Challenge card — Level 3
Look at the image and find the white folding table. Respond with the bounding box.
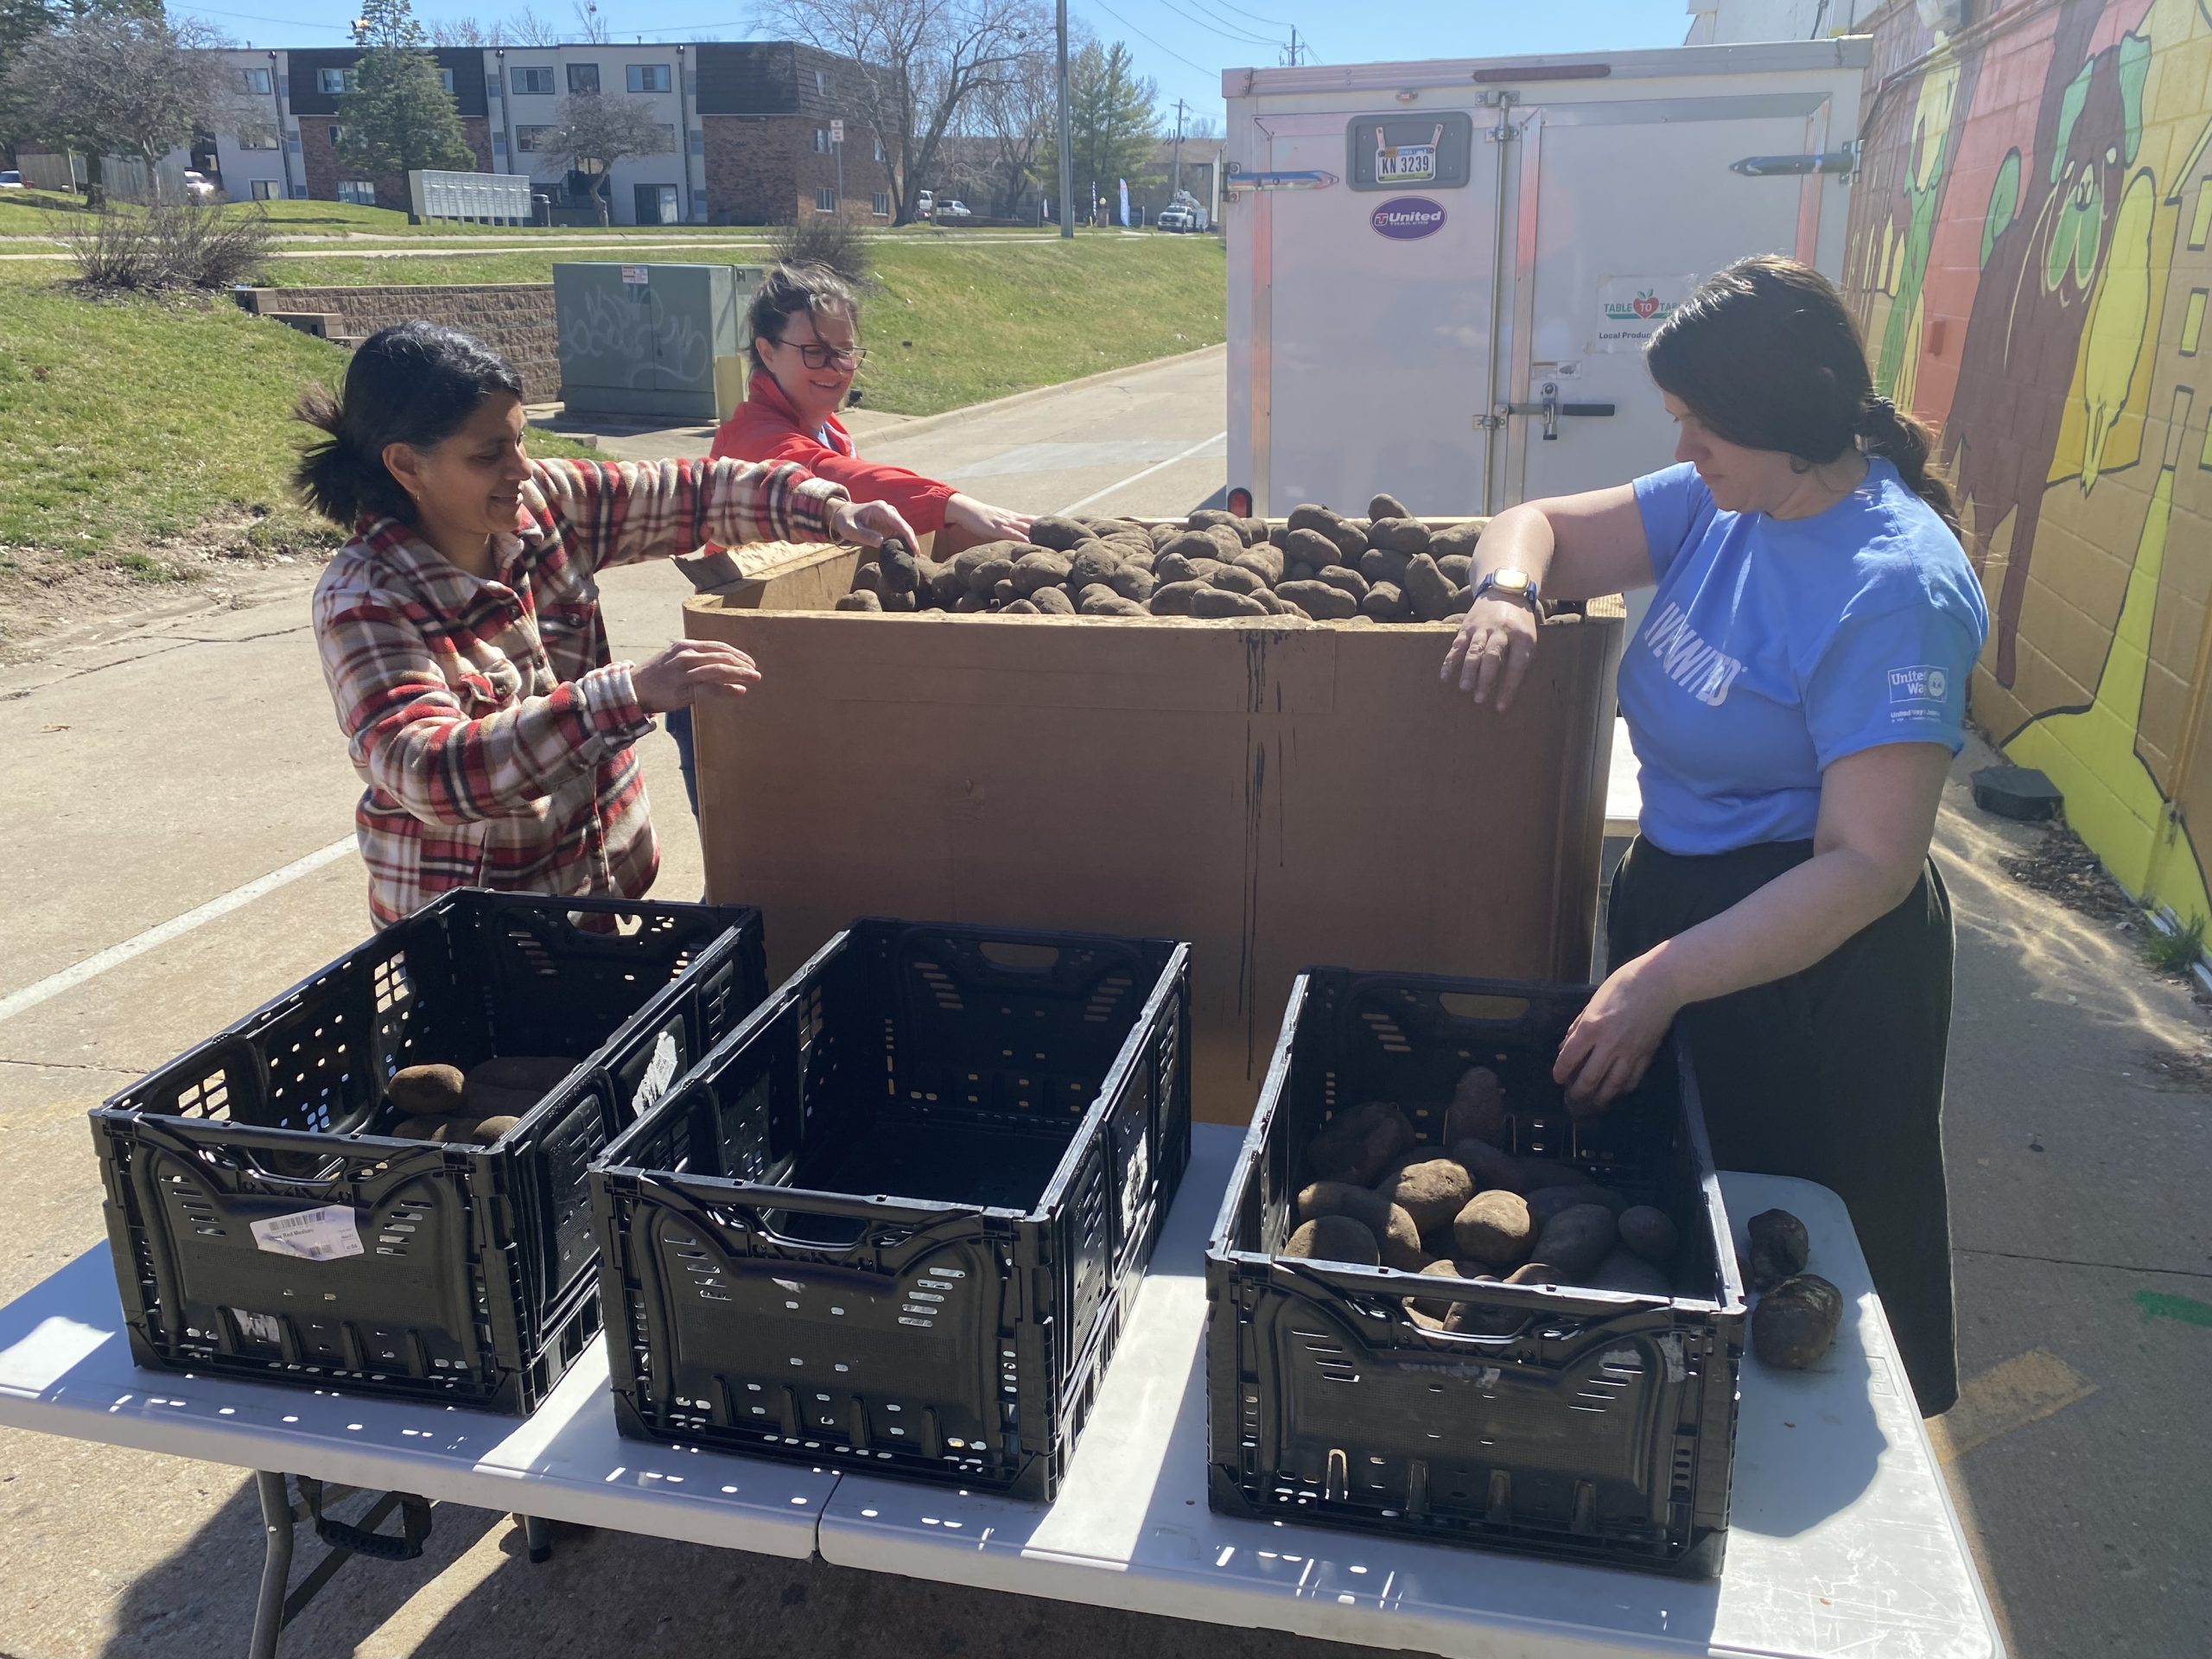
[0,1125,2004,1659]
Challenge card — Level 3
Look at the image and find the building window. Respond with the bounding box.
[814,68,826,96]
[514,125,553,153]
[317,67,357,95]
[568,62,600,93]
[815,185,836,212]
[511,66,555,96]
[874,136,885,162]
[235,66,272,96]
[337,180,376,205]
[626,63,671,94]
[327,124,345,146]
[251,178,282,200]
[237,127,278,150]
[813,126,830,154]
[871,191,890,217]
[655,124,676,153]
[439,67,455,94]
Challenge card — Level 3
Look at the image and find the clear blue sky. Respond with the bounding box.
[170,0,1690,130]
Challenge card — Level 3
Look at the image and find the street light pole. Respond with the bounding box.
[1055,0,1073,239]
[1173,97,1185,200]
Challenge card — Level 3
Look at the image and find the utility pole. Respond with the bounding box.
[1173,97,1185,200]
[1284,27,1304,67]
[1056,0,1074,238]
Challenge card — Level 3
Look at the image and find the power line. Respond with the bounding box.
[1154,0,1276,48]
[1207,0,1292,27]
[1086,0,1220,77]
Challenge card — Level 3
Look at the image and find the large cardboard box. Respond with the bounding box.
[682,550,1623,1124]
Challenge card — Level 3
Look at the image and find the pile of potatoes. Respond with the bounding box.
[377,1057,575,1147]
[1281,1065,1685,1332]
[833,492,1482,624]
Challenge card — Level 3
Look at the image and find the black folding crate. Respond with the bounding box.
[92,890,766,1414]
[1206,969,1745,1575]
[592,918,1192,1500]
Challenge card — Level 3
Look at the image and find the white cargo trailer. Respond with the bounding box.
[1223,40,1871,522]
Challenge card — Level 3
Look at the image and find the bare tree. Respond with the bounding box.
[756,0,1044,226]
[569,0,608,43]
[543,90,665,222]
[3,13,226,206]
[430,16,496,44]
[501,6,562,45]
[1187,112,1217,140]
[973,36,1057,219]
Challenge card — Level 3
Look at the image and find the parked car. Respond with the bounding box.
[181,169,216,201]
[915,188,934,219]
[0,170,22,190]
[1158,193,1208,232]
[937,199,972,219]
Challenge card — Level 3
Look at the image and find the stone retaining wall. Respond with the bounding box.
[240,283,560,400]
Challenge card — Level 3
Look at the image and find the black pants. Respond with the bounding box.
[1608,836,1960,1416]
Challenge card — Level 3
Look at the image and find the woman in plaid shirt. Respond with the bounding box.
[300,322,913,927]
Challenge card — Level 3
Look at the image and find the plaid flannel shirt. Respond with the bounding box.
[314,454,845,927]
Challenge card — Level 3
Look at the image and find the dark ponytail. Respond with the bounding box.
[1857,393,1960,537]
[1646,255,1960,538]
[294,321,523,528]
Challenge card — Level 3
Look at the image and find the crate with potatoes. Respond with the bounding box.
[591,918,1191,1501]
[1205,969,1747,1575]
[92,891,767,1414]
[830,492,1489,622]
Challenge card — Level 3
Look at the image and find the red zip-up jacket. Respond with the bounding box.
[709,370,957,535]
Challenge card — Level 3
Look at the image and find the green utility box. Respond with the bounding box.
[552,262,760,423]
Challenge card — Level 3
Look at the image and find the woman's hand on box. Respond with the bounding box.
[1553,951,1682,1114]
[945,492,1033,543]
[632,639,762,713]
[830,498,919,549]
[1443,596,1540,711]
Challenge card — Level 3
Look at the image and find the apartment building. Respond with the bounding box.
[184,38,893,226]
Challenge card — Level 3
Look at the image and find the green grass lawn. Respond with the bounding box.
[269,235,1225,415]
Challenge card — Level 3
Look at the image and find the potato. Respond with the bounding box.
[924,560,963,607]
[1752,1274,1844,1368]
[391,1114,465,1142]
[1191,587,1268,618]
[1324,518,1369,561]
[1112,544,1158,571]
[1210,564,1268,597]
[1408,1256,1491,1320]
[1378,1158,1475,1234]
[1240,515,1270,545]
[1377,1205,1429,1272]
[1284,1215,1382,1268]
[1747,1208,1810,1290]
[1446,1065,1509,1147]
[1451,1137,1525,1194]
[877,540,921,594]
[1282,526,1338,570]
[1618,1205,1680,1264]
[1027,515,1092,551]
[1147,520,1179,550]
[834,590,883,612]
[1266,523,1290,548]
[1012,550,1073,594]
[882,588,918,612]
[1530,1203,1618,1278]
[1067,543,1122,589]
[1286,503,1337,535]
[1275,580,1358,620]
[1001,598,1040,614]
[1524,1185,1606,1231]
[1033,584,1076,615]
[1108,564,1157,603]
[1437,552,1472,587]
[1297,1179,1392,1231]
[1452,1190,1533,1266]
[1588,1247,1670,1297]
[1157,530,1220,563]
[1359,582,1410,623]
[1186,507,1242,537]
[1368,491,1411,520]
[1316,565,1371,601]
[467,1114,521,1145]
[1447,586,1473,616]
[1078,586,1146,617]
[1306,1100,1417,1185]
[1515,1158,1590,1192]
[1402,553,1458,620]
[1360,546,1412,587]
[1428,519,1483,559]
[1155,550,1233,585]
[952,591,990,613]
[1368,517,1432,556]
[388,1063,467,1117]
[1232,548,1285,585]
[850,560,885,594]
[1147,579,1207,616]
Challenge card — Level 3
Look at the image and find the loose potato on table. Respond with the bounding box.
[1752,1274,1844,1368]
[1746,1207,1811,1290]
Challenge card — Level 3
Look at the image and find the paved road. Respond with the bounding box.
[3,346,2209,1658]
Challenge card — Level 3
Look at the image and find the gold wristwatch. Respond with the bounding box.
[1473,566,1543,615]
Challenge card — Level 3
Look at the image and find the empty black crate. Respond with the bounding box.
[92,890,766,1414]
[1206,969,1745,1575]
[593,918,1191,1500]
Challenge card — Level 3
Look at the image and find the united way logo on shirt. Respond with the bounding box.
[1643,602,1745,707]
[1888,664,1950,722]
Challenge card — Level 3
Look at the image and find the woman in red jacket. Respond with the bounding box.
[709,260,1033,549]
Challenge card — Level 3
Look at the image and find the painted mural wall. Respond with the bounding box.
[1846,0,2212,931]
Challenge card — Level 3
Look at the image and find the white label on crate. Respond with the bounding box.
[632,1028,681,1116]
[249,1205,364,1262]
[230,1309,283,1344]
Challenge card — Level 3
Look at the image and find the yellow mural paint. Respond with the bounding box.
[2008,460,2212,928]
[2192,177,2212,248]
[2079,172,2158,489]
[2183,289,2208,353]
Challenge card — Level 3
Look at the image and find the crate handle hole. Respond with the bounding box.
[976,941,1062,973]
[1437,993,1531,1022]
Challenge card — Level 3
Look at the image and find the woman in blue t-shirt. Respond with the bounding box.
[1442,256,1987,1415]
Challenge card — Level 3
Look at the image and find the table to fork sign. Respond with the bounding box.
[0,1126,2003,1659]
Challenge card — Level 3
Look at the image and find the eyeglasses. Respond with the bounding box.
[772,338,868,370]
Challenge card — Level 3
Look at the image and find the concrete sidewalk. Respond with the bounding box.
[2,347,2208,1656]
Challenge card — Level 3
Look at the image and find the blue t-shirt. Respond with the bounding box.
[1620,459,1988,855]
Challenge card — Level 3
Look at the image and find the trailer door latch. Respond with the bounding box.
[1498,383,1618,441]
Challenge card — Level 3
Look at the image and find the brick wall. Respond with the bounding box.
[701,114,893,225]
[296,117,497,211]
[241,283,561,400]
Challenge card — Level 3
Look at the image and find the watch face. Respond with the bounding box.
[1493,567,1530,591]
